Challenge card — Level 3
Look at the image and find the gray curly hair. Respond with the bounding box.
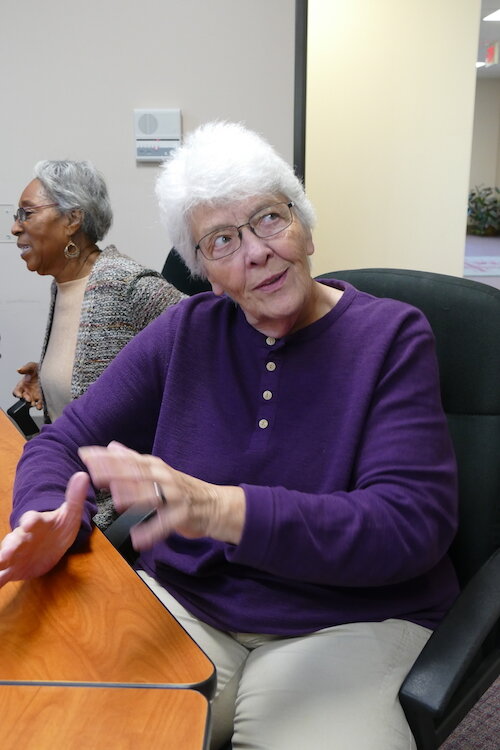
[34,160,113,242]
[155,121,315,278]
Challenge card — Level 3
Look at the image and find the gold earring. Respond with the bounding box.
[64,240,80,259]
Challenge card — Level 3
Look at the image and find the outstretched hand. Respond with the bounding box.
[0,472,89,587]
[13,361,43,409]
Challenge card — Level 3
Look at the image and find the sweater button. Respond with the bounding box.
[258,418,269,429]
[263,390,273,400]
[266,336,276,346]
[266,361,276,371]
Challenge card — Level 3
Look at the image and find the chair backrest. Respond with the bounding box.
[161,249,212,296]
[319,268,500,587]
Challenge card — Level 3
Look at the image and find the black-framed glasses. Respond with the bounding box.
[13,203,59,223]
[195,201,295,261]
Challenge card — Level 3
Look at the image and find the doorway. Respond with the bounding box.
[464,1,500,289]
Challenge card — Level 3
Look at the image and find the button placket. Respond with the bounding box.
[258,357,275,431]
[249,335,284,447]
[257,337,280,431]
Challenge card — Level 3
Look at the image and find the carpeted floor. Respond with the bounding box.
[440,677,500,749]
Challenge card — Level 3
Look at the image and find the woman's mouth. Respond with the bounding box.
[18,244,31,258]
[255,269,287,292]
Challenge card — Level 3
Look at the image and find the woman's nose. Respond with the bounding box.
[240,225,272,263]
[11,218,22,236]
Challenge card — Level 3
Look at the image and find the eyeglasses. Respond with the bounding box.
[195,201,295,261]
[13,203,59,223]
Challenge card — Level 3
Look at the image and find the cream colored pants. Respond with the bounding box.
[138,571,430,750]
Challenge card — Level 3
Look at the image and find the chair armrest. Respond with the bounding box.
[399,549,500,746]
[103,507,156,564]
[6,399,40,438]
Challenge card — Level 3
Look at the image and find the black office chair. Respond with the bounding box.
[318,268,500,750]
[105,266,499,749]
[6,398,40,439]
[161,248,212,296]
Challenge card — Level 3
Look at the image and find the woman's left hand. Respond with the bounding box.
[79,442,245,550]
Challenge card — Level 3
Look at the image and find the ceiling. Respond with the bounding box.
[477,0,500,78]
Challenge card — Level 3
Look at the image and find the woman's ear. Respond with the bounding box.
[66,208,84,234]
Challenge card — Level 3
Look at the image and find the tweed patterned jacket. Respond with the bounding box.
[38,245,185,527]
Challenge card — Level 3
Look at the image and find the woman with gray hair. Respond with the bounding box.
[4,124,458,748]
[11,160,183,526]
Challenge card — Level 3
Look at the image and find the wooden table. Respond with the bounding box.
[0,408,215,744]
[0,684,210,749]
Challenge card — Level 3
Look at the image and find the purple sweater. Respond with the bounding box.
[12,280,460,633]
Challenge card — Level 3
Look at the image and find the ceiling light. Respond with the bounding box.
[483,9,500,20]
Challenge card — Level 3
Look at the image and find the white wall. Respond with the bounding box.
[469,78,500,190]
[0,0,295,410]
[305,0,481,277]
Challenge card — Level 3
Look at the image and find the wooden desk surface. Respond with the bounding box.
[0,684,209,750]
[0,410,215,697]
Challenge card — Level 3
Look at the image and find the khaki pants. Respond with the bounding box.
[139,571,430,750]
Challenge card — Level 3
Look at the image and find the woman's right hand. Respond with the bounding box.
[13,362,43,409]
[0,472,89,587]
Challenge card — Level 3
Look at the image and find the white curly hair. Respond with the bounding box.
[155,121,315,278]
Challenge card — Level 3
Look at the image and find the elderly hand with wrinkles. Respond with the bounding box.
[79,442,246,550]
[0,472,90,586]
[13,362,43,410]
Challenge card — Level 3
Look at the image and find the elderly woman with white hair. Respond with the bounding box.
[2,123,459,749]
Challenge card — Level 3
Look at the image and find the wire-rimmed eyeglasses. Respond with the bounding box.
[195,201,295,261]
[13,203,59,223]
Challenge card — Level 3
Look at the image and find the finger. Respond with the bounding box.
[79,446,171,513]
[115,467,172,509]
[78,447,113,487]
[17,363,37,375]
[0,526,31,563]
[79,446,144,487]
[153,481,168,507]
[107,441,130,452]
[64,472,91,517]
[109,478,161,512]
[130,507,179,549]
